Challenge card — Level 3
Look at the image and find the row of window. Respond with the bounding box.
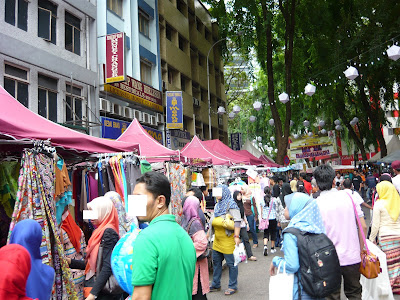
[5,0,81,54]
[3,63,84,124]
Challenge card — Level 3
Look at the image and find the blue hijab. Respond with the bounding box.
[9,219,55,300]
[285,192,325,234]
[214,185,239,217]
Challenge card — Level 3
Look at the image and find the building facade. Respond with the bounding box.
[158,0,228,144]
[0,0,99,135]
[97,0,164,141]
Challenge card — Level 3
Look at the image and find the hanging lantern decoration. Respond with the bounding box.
[293,134,299,139]
[217,106,226,115]
[304,83,316,96]
[334,119,341,125]
[270,136,275,142]
[253,101,262,111]
[269,119,275,126]
[257,136,262,142]
[352,117,359,124]
[387,45,400,61]
[258,142,263,147]
[290,120,294,127]
[319,120,325,127]
[344,66,359,80]
[308,132,313,137]
[228,112,235,119]
[303,120,310,127]
[335,125,342,131]
[321,129,327,135]
[249,116,256,122]
[232,105,241,114]
[350,120,356,126]
[279,92,290,104]
[252,139,257,144]
[274,149,278,153]
[264,145,268,150]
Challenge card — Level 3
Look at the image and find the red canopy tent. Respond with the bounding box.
[203,139,260,165]
[259,155,281,167]
[117,118,179,162]
[236,150,264,165]
[0,86,139,155]
[181,136,231,165]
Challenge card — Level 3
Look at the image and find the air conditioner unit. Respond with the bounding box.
[193,97,200,106]
[132,109,142,121]
[218,117,223,125]
[122,107,133,119]
[110,103,121,115]
[150,115,157,126]
[99,98,111,112]
[156,113,164,124]
[142,112,151,124]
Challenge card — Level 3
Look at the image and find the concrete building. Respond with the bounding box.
[97,0,164,142]
[0,0,99,135]
[158,0,228,145]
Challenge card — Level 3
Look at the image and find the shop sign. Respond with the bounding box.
[288,134,337,160]
[105,32,126,83]
[101,116,129,140]
[104,75,163,112]
[142,125,163,145]
[230,133,242,150]
[167,129,191,150]
[166,91,183,129]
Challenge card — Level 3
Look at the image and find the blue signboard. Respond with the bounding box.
[166,91,183,129]
[230,133,242,151]
[166,129,191,150]
[101,116,164,145]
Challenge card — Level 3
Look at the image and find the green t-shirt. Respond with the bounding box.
[131,214,196,299]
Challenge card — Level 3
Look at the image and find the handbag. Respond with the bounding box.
[96,243,124,294]
[269,262,294,300]
[222,207,235,231]
[348,192,381,279]
[259,199,274,230]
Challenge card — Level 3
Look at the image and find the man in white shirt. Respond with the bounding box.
[391,160,400,194]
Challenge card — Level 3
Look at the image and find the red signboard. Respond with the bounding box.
[106,32,126,83]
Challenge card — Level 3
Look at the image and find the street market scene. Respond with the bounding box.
[1,0,400,299]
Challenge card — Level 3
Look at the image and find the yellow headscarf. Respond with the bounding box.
[376,181,400,221]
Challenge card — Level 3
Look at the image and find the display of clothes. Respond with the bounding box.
[55,157,73,225]
[166,162,187,223]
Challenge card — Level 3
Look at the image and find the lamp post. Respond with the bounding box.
[207,37,227,140]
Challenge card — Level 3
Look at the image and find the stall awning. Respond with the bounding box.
[202,139,258,165]
[259,155,281,167]
[0,86,139,155]
[236,150,264,165]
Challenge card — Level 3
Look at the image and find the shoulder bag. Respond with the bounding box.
[186,219,211,260]
[259,198,274,230]
[221,206,235,231]
[348,193,381,279]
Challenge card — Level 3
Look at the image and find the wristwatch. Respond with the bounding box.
[234,235,240,238]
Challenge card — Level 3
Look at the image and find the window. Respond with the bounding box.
[196,18,202,32]
[140,61,152,86]
[107,0,123,18]
[166,24,172,41]
[5,0,28,31]
[205,29,210,42]
[4,63,29,107]
[198,54,204,67]
[181,74,186,92]
[38,0,57,44]
[176,0,186,16]
[38,74,58,122]
[65,84,83,124]
[65,12,81,55]
[139,10,149,37]
[178,35,187,52]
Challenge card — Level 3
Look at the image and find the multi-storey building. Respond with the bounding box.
[0,0,99,135]
[158,0,228,144]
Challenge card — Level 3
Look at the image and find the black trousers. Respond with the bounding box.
[240,227,253,257]
[192,272,207,300]
[326,263,362,300]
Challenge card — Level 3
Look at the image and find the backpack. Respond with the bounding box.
[284,227,341,298]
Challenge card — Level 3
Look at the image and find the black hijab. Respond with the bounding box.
[281,183,293,197]
[233,191,245,219]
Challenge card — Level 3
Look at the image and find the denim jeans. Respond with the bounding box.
[246,214,258,245]
[211,250,238,290]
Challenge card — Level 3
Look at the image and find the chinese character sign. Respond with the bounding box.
[106,32,126,83]
[166,91,183,129]
[230,133,242,150]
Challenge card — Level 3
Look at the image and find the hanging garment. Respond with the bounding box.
[106,164,115,192]
[126,159,141,195]
[120,159,128,205]
[54,159,73,225]
[101,166,110,193]
[0,161,20,218]
[167,162,187,223]
[88,172,98,202]
[110,156,124,203]
[80,170,88,212]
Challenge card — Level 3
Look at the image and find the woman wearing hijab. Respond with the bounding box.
[0,244,36,300]
[370,181,400,293]
[9,219,55,300]
[241,185,258,248]
[60,208,87,300]
[208,185,241,296]
[67,196,122,300]
[269,193,325,300]
[104,191,137,236]
[181,196,210,300]
[233,191,257,261]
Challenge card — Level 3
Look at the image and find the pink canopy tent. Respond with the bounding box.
[203,139,259,165]
[117,118,179,161]
[0,86,139,155]
[236,150,264,165]
[181,136,231,165]
[259,155,281,167]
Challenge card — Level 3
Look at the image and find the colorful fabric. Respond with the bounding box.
[376,181,400,222]
[0,161,20,217]
[379,235,400,293]
[214,185,239,217]
[105,191,133,236]
[85,197,119,274]
[166,162,186,222]
[61,211,83,253]
[140,160,152,174]
[0,244,35,300]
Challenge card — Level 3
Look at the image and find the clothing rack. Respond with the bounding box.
[89,151,138,159]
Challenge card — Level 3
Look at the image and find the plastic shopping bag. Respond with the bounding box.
[269,262,294,300]
[233,243,247,266]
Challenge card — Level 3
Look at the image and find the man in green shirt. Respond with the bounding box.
[131,171,196,300]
